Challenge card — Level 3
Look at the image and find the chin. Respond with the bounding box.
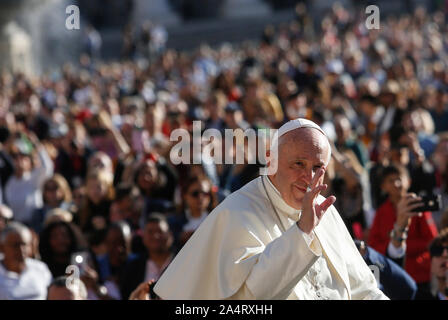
[293,200,303,210]
[286,195,303,210]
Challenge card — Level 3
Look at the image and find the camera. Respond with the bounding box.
[410,194,442,212]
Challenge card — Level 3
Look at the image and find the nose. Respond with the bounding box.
[442,248,448,257]
[303,168,314,186]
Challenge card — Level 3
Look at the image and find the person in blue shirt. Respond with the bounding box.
[355,239,417,300]
[96,221,137,299]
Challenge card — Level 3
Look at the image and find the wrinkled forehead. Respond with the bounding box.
[278,128,331,162]
[5,229,32,244]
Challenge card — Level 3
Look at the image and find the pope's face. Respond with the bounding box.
[269,128,330,210]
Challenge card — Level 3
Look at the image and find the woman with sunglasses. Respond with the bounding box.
[168,174,217,250]
[30,174,75,234]
[427,228,448,300]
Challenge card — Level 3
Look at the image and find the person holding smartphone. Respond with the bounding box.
[368,164,438,299]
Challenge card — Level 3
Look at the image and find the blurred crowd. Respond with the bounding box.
[0,3,448,300]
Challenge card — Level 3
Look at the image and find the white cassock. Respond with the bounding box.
[154,175,389,300]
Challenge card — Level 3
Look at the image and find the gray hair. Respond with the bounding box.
[48,276,88,300]
[0,221,32,244]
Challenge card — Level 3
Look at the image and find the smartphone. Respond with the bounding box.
[410,194,442,212]
[70,251,89,276]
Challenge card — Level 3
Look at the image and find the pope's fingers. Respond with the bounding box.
[307,183,328,201]
[317,195,337,218]
[309,168,325,190]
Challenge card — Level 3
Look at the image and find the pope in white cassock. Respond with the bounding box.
[154,118,389,300]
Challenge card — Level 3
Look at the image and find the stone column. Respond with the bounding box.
[0,21,33,75]
[0,1,35,75]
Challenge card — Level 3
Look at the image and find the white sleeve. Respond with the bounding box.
[228,225,321,300]
[31,146,54,186]
[387,242,407,259]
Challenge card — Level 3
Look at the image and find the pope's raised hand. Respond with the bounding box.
[297,168,336,235]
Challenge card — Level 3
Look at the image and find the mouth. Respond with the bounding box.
[294,185,307,193]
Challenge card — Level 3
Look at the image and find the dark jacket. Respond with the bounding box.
[363,245,418,300]
[119,253,148,300]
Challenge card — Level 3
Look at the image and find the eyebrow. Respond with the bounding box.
[290,158,325,167]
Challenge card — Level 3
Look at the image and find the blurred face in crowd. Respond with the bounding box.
[145,104,164,134]
[12,152,32,176]
[47,280,87,300]
[88,153,113,175]
[49,224,72,256]
[390,146,410,166]
[72,186,86,209]
[185,180,211,215]
[431,241,448,281]
[43,180,64,208]
[402,111,421,132]
[109,202,125,223]
[205,95,225,121]
[433,138,448,174]
[359,99,376,118]
[381,172,410,201]
[47,285,77,300]
[224,109,243,130]
[285,93,307,120]
[86,177,108,204]
[269,128,331,210]
[143,220,172,254]
[1,230,31,272]
[137,160,158,192]
[379,92,396,107]
[334,115,352,144]
[105,227,129,267]
[120,120,134,148]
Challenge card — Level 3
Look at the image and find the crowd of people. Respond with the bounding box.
[0,3,448,300]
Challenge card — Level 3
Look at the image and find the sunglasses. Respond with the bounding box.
[189,190,209,198]
[45,185,59,191]
[430,245,448,257]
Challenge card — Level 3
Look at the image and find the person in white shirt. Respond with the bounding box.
[5,135,54,225]
[154,118,388,300]
[0,222,52,300]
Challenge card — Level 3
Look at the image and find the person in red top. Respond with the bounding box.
[368,164,438,300]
